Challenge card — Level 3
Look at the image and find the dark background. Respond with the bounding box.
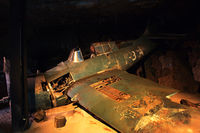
[0,0,200,95]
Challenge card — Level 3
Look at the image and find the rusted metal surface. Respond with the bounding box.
[44,37,156,83]
[43,37,156,109]
[66,69,186,132]
[28,75,51,111]
[54,115,66,128]
[90,76,130,102]
[32,36,200,133]
[41,37,200,132]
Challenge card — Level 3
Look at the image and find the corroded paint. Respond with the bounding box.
[44,37,156,82]
[41,37,200,133]
[90,76,130,102]
[66,70,187,133]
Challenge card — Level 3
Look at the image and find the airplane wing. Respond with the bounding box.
[66,69,195,132]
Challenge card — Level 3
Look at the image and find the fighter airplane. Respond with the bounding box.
[30,36,200,133]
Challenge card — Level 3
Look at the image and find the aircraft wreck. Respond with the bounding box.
[26,37,200,133]
[1,0,199,132]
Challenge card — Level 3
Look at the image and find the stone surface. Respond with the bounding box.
[144,49,199,93]
[184,40,200,82]
[193,59,200,82]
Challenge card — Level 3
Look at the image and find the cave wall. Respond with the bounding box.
[144,40,200,93]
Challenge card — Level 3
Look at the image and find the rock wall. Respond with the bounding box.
[144,40,200,93]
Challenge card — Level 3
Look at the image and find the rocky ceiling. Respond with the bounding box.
[26,0,162,26]
[0,0,199,71]
[0,0,198,34]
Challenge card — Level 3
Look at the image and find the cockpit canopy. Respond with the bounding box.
[91,41,119,56]
[67,41,121,62]
[67,48,84,63]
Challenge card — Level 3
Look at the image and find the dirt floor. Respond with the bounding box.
[24,92,200,133]
[1,91,200,133]
[24,104,117,133]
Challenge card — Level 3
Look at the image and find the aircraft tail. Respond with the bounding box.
[143,20,186,40]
